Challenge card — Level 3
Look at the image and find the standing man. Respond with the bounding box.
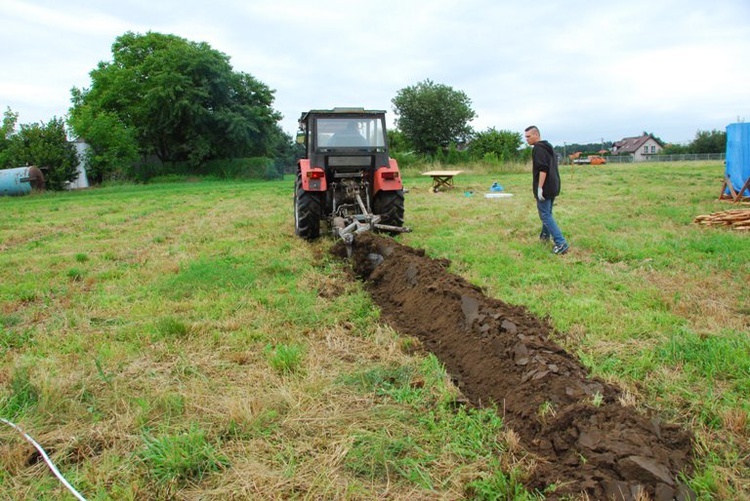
[524,125,569,255]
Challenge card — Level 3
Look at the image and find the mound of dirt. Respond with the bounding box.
[332,233,694,501]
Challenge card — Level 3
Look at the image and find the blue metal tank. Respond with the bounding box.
[0,166,45,196]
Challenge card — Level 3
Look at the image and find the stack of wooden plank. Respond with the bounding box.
[693,209,750,230]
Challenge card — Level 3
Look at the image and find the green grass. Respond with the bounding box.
[0,163,748,499]
[264,343,305,374]
[0,366,41,418]
[139,424,230,486]
[342,355,533,496]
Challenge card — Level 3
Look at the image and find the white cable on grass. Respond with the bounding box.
[0,417,87,501]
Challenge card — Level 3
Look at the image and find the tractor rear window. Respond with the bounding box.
[316,118,385,148]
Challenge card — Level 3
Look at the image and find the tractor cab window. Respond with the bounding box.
[316,117,386,149]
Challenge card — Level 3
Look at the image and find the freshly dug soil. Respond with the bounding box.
[332,233,694,501]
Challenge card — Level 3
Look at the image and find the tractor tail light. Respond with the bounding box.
[307,170,324,179]
[381,171,399,180]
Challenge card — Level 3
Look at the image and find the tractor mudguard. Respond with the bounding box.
[298,159,327,191]
[373,158,403,194]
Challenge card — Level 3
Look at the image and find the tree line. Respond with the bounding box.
[0,31,728,190]
[1,32,528,189]
[661,130,726,155]
[554,130,727,159]
[389,79,529,167]
[1,31,297,189]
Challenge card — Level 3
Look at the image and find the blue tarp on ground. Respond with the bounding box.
[725,123,750,195]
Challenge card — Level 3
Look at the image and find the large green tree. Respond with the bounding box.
[391,79,476,155]
[69,31,282,176]
[467,128,523,162]
[67,97,139,183]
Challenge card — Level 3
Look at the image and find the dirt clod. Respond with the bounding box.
[333,233,694,500]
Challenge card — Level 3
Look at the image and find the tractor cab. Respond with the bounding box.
[298,109,390,175]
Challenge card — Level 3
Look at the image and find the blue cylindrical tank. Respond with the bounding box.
[725,123,750,195]
[0,166,45,196]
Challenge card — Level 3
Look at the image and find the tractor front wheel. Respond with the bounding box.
[373,189,405,230]
[294,174,322,240]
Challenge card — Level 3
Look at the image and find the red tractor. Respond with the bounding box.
[294,108,409,247]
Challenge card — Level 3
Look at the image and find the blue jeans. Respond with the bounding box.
[537,197,566,247]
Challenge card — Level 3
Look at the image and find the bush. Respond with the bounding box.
[208,157,280,179]
[390,151,422,170]
[129,156,280,183]
[1,117,79,190]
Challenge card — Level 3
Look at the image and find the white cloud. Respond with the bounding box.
[1,0,748,144]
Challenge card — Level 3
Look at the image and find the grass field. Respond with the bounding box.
[1,161,748,499]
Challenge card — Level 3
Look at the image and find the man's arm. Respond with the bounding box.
[537,170,547,200]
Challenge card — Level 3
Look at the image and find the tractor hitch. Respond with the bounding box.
[333,213,411,258]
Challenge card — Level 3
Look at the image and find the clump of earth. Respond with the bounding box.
[332,233,694,501]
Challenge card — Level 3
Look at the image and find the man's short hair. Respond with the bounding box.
[525,125,540,134]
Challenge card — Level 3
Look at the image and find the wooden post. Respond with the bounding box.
[720,175,750,202]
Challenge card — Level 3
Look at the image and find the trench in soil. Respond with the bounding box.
[332,233,695,501]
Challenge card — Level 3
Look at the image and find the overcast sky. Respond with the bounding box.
[2,0,749,146]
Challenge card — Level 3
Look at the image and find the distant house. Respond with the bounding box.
[612,134,663,161]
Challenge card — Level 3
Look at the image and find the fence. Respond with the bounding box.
[603,153,726,164]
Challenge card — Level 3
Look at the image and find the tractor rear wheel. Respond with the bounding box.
[294,173,322,240]
[373,189,405,229]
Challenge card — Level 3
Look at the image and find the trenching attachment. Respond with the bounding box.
[373,223,412,234]
[342,233,354,258]
[333,214,385,258]
[333,217,359,258]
